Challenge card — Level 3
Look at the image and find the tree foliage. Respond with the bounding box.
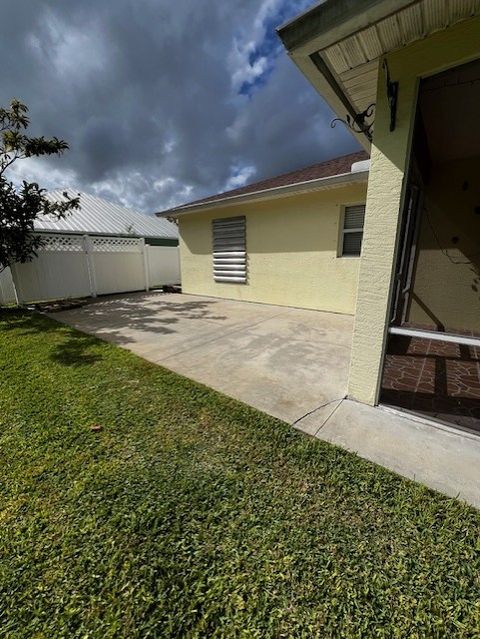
[0,99,80,271]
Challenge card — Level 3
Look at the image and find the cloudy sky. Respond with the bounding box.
[3,0,358,213]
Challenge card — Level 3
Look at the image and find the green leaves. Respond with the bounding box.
[24,136,69,158]
[0,99,79,270]
[0,180,80,268]
[0,99,29,132]
[0,100,70,168]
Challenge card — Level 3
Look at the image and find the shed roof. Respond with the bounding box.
[158,151,368,216]
[37,189,178,239]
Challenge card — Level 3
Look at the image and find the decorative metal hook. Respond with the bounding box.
[331,103,375,142]
[382,59,398,132]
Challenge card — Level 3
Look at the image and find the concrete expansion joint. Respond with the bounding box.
[292,396,346,432]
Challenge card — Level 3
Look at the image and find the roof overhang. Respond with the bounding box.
[277,0,480,150]
[157,166,369,218]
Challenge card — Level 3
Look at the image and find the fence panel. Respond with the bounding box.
[90,236,146,295]
[7,233,180,304]
[147,246,180,287]
[0,266,17,305]
[12,235,91,303]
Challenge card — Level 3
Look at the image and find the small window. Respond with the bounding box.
[341,205,365,256]
[212,216,246,283]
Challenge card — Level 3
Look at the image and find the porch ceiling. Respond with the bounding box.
[278,0,480,148]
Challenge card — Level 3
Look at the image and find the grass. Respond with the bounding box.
[0,310,479,639]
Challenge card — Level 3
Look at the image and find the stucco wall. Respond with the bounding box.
[408,156,480,333]
[179,183,367,315]
[348,16,480,405]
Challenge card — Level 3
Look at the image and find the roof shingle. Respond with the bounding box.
[159,150,368,215]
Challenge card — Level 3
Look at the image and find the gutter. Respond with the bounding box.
[157,166,369,218]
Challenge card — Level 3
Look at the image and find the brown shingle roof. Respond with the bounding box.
[158,150,369,215]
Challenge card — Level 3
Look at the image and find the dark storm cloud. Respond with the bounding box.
[2,0,359,212]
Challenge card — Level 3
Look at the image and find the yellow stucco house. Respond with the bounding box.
[169,151,369,315]
[159,0,480,435]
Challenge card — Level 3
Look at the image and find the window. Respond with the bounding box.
[341,205,365,256]
[212,216,247,283]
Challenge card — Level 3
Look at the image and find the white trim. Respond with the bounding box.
[389,326,480,349]
[164,170,369,217]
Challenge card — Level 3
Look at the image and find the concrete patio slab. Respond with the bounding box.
[50,292,353,424]
[50,291,480,507]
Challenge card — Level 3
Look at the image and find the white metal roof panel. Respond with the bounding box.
[36,189,178,239]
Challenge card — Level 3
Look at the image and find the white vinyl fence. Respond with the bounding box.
[0,266,17,305]
[2,233,180,305]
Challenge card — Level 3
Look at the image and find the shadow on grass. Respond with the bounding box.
[50,332,102,366]
[0,309,102,367]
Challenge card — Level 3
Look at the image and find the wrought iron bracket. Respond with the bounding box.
[382,59,398,132]
[330,103,375,142]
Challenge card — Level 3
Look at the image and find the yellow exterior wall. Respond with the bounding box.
[348,16,480,405]
[408,156,480,333]
[179,183,367,315]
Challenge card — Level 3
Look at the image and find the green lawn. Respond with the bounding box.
[0,311,479,638]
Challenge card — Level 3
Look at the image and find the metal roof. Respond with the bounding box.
[278,0,480,147]
[37,189,178,239]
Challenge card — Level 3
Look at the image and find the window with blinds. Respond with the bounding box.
[341,205,365,256]
[212,216,247,283]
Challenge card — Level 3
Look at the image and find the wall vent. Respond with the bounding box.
[212,216,247,283]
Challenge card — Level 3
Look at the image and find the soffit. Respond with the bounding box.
[318,0,480,114]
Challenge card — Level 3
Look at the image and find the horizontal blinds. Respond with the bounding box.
[342,231,363,256]
[343,205,365,230]
[342,205,365,256]
[212,216,246,283]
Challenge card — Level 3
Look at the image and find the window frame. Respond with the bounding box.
[338,203,366,258]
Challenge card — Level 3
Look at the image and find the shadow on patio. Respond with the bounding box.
[50,292,230,346]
